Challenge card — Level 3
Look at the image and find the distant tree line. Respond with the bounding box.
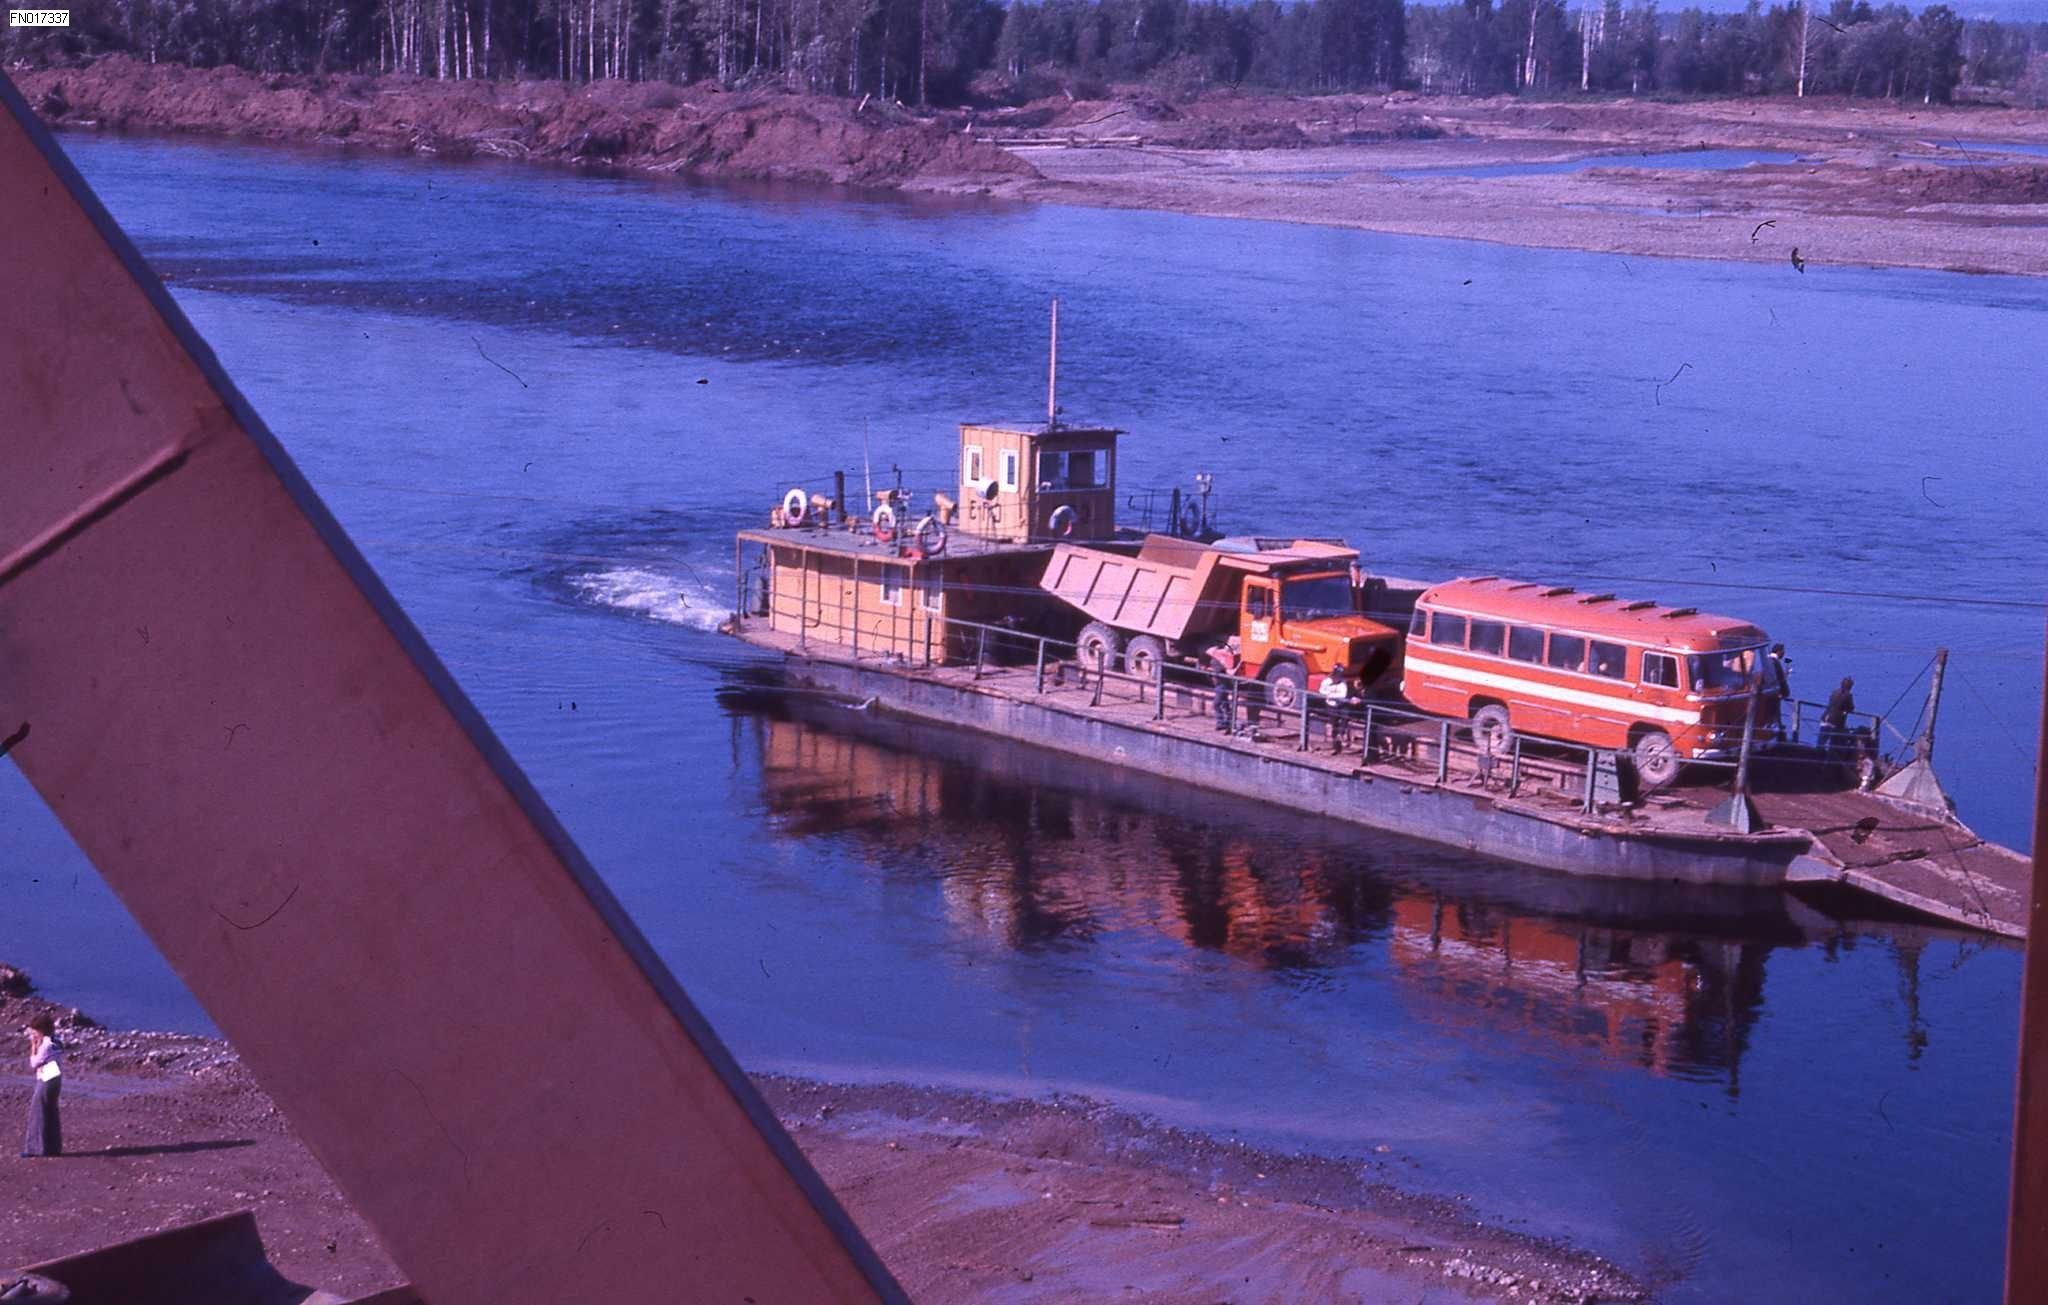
[8,0,2045,106]
[1410,0,2031,101]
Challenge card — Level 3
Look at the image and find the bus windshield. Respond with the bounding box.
[1686,645,1767,694]
[1282,574,1354,622]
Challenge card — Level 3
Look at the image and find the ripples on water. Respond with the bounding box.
[0,128,2039,1302]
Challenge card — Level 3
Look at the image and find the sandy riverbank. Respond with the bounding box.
[0,970,1642,1302]
[1004,91,2048,275]
[12,58,2048,276]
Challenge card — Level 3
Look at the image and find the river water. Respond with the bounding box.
[4,131,2044,1301]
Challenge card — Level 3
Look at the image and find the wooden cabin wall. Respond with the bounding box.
[768,546,947,663]
[957,424,1034,545]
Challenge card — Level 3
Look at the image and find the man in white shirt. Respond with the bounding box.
[1319,665,1355,754]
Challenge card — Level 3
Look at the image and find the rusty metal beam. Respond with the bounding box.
[0,76,898,1305]
[2009,621,2048,1305]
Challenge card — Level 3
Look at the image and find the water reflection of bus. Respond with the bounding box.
[740,690,1789,1085]
[1387,896,1765,1078]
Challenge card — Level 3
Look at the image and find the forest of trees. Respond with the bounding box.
[8,0,2046,106]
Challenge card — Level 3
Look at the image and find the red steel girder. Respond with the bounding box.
[0,76,899,1305]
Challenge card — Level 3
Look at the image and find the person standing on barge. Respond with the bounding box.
[1319,664,1357,753]
[1821,676,1855,747]
[1207,637,1242,733]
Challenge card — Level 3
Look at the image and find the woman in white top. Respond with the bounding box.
[22,1012,62,1157]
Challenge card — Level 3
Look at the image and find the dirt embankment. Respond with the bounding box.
[11,56,1038,192]
[0,967,1644,1303]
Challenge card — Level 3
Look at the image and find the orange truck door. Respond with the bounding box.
[1243,581,1278,671]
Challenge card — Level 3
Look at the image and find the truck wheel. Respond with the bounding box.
[1263,660,1307,712]
[1631,729,1680,791]
[1125,635,1167,681]
[1076,621,1123,674]
[1471,704,1514,758]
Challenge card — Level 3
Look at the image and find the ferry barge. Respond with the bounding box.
[726,415,2030,939]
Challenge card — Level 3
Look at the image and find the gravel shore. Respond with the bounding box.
[0,970,1642,1302]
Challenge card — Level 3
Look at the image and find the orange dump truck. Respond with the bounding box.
[1038,534,1405,711]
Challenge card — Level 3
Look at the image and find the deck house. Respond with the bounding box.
[734,421,1124,665]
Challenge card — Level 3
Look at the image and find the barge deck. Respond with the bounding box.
[734,627,2030,938]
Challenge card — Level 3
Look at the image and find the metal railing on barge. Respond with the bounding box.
[734,593,1897,822]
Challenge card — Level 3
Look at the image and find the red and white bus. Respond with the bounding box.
[1400,577,1781,789]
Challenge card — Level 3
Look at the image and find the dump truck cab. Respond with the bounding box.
[1239,562,1403,710]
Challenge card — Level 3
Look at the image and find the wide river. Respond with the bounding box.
[5,132,2044,1302]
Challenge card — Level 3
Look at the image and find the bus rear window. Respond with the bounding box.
[1547,634,1586,672]
[1507,627,1545,663]
[1429,614,1467,647]
[1589,641,1626,679]
[1468,620,1507,656]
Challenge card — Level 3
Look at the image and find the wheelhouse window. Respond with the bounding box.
[1038,449,1104,490]
[1468,620,1507,656]
[1507,626,1545,663]
[1688,646,1764,694]
[1589,641,1627,679]
[1429,613,1467,647]
[1546,633,1586,672]
[1283,574,1352,622]
[1642,651,1680,688]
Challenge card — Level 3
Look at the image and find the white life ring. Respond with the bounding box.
[1048,504,1078,537]
[873,502,899,543]
[782,487,808,526]
[914,515,947,555]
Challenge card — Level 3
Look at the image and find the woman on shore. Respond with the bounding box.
[22,1013,62,1157]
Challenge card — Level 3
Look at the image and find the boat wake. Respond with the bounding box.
[571,565,731,632]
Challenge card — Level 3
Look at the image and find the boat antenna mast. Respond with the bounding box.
[1046,296,1060,431]
[861,418,875,530]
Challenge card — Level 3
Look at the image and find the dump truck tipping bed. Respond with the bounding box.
[1040,534,1358,642]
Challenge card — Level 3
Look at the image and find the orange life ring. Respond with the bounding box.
[873,503,899,543]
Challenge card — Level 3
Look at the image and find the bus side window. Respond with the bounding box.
[1547,634,1586,672]
[1507,626,1545,663]
[1429,613,1467,647]
[1410,608,1429,638]
[1589,641,1626,679]
[1642,651,1679,688]
[1468,620,1507,656]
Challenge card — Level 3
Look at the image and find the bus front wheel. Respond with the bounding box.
[1631,729,1680,791]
